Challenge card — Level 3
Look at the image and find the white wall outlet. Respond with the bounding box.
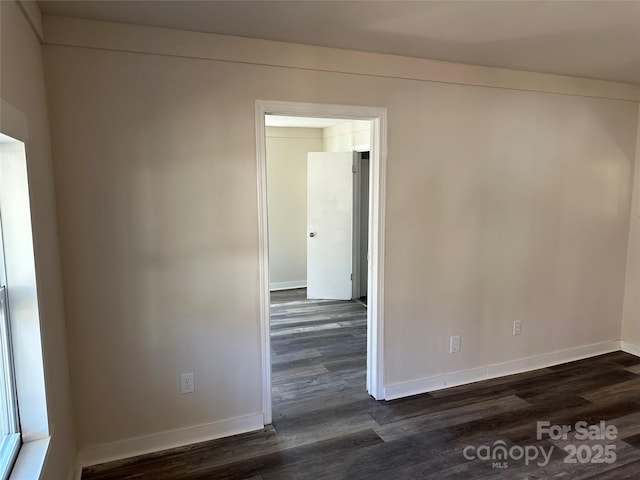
[450,335,461,354]
[513,320,522,336]
[181,372,194,394]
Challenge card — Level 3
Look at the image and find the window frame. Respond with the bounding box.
[0,187,21,480]
[0,127,50,479]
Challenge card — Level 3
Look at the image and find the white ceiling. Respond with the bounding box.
[265,116,351,128]
[38,0,640,85]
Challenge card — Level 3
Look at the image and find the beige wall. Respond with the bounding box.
[41,16,639,455]
[622,105,640,344]
[0,2,75,478]
[322,120,371,152]
[266,127,323,289]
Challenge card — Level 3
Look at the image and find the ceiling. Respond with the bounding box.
[38,1,640,85]
[265,116,353,128]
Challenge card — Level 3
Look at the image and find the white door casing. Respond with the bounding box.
[256,100,387,425]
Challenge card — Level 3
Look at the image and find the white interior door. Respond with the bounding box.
[307,152,353,300]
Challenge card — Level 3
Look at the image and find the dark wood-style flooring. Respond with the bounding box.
[83,289,640,479]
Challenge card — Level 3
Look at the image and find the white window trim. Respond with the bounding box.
[1,100,50,479]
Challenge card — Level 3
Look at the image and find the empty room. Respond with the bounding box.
[1,0,640,479]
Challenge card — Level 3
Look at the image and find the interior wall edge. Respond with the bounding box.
[620,104,640,343]
[1,2,76,478]
[14,0,44,43]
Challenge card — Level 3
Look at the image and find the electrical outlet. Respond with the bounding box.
[181,372,194,394]
[450,335,461,354]
[513,320,522,336]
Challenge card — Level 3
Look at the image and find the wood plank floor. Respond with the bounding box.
[83,289,640,479]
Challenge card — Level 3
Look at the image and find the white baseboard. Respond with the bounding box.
[621,340,640,356]
[75,412,264,472]
[270,281,307,291]
[70,340,640,477]
[71,465,82,480]
[384,340,621,400]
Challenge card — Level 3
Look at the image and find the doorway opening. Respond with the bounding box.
[256,101,387,424]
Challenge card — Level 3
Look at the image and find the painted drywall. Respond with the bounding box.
[266,127,323,289]
[41,16,639,455]
[622,105,640,345]
[322,120,371,152]
[0,1,76,478]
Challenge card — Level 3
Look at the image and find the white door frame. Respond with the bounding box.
[351,148,370,301]
[255,100,387,424]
